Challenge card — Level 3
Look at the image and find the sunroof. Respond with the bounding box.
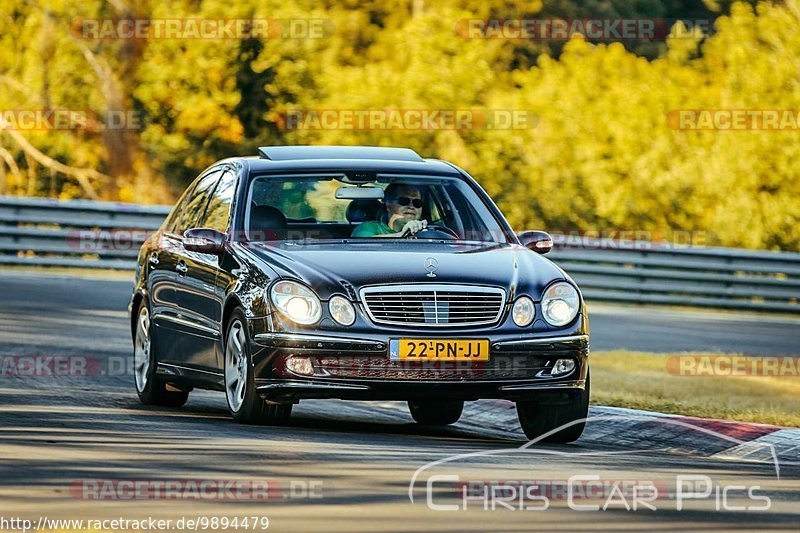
[258,145,424,162]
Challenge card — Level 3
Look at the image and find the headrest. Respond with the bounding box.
[345,199,382,223]
[249,204,287,241]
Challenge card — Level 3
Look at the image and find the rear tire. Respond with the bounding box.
[224,308,292,425]
[408,400,464,425]
[133,299,189,407]
[516,371,590,443]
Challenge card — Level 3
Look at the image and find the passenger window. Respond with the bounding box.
[166,169,222,235]
[200,169,237,233]
[428,195,443,224]
[162,184,197,233]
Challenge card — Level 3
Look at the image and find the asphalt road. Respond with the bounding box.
[0,271,798,531]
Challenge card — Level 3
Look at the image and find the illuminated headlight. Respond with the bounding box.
[329,295,356,326]
[512,296,535,327]
[541,282,580,326]
[270,280,322,325]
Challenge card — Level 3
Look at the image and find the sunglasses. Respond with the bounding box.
[395,196,423,208]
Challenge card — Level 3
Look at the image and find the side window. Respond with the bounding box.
[162,182,198,233]
[199,169,237,232]
[430,187,456,229]
[167,169,222,235]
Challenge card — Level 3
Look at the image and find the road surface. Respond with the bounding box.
[0,272,797,531]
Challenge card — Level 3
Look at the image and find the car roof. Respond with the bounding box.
[241,145,461,175]
[258,145,423,162]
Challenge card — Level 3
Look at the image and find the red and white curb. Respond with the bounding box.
[453,401,800,465]
[712,428,800,464]
[367,399,799,465]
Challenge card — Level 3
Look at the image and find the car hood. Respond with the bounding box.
[243,241,566,301]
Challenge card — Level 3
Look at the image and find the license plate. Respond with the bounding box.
[389,339,489,361]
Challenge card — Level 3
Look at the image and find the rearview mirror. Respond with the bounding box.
[183,227,226,254]
[518,230,553,254]
[335,186,384,200]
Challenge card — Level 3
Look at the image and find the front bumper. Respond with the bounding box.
[254,378,587,402]
[249,329,589,403]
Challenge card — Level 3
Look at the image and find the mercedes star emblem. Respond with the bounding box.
[425,257,438,277]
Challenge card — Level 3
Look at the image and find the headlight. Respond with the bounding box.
[512,296,535,327]
[329,295,356,326]
[541,282,580,326]
[270,280,322,325]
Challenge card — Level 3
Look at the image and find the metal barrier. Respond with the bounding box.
[0,196,168,270]
[1,195,798,313]
[549,244,800,313]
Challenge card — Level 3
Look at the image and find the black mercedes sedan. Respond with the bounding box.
[130,146,590,442]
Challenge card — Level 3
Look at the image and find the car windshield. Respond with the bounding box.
[245,174,509,243]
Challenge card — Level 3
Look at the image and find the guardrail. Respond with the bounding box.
[1,195,798,313]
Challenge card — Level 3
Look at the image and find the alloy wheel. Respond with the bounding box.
[133,306,151,392]
[225,320,248,412]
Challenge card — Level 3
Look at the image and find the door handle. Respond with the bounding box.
[148,253,159,266]
[176,261,188,275]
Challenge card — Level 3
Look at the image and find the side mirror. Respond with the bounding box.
[183,227,226,254]
[518,230,553,254]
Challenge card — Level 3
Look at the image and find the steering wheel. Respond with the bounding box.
[410,224,459,240]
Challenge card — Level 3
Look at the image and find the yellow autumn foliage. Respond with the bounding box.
[0,0,797,249]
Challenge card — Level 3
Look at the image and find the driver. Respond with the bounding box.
[351,183,428,238]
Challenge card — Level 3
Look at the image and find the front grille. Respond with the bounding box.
[360,284,505,327]
[309,356,547,380]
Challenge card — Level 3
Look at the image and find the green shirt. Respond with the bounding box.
[351,220,394,237]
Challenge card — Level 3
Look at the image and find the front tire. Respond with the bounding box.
[408,400,464,425]
[516,371,590,444]
[133,300,189,407]
[224,308,292,425]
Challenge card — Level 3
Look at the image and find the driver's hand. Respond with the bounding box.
[400,219,428,236]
